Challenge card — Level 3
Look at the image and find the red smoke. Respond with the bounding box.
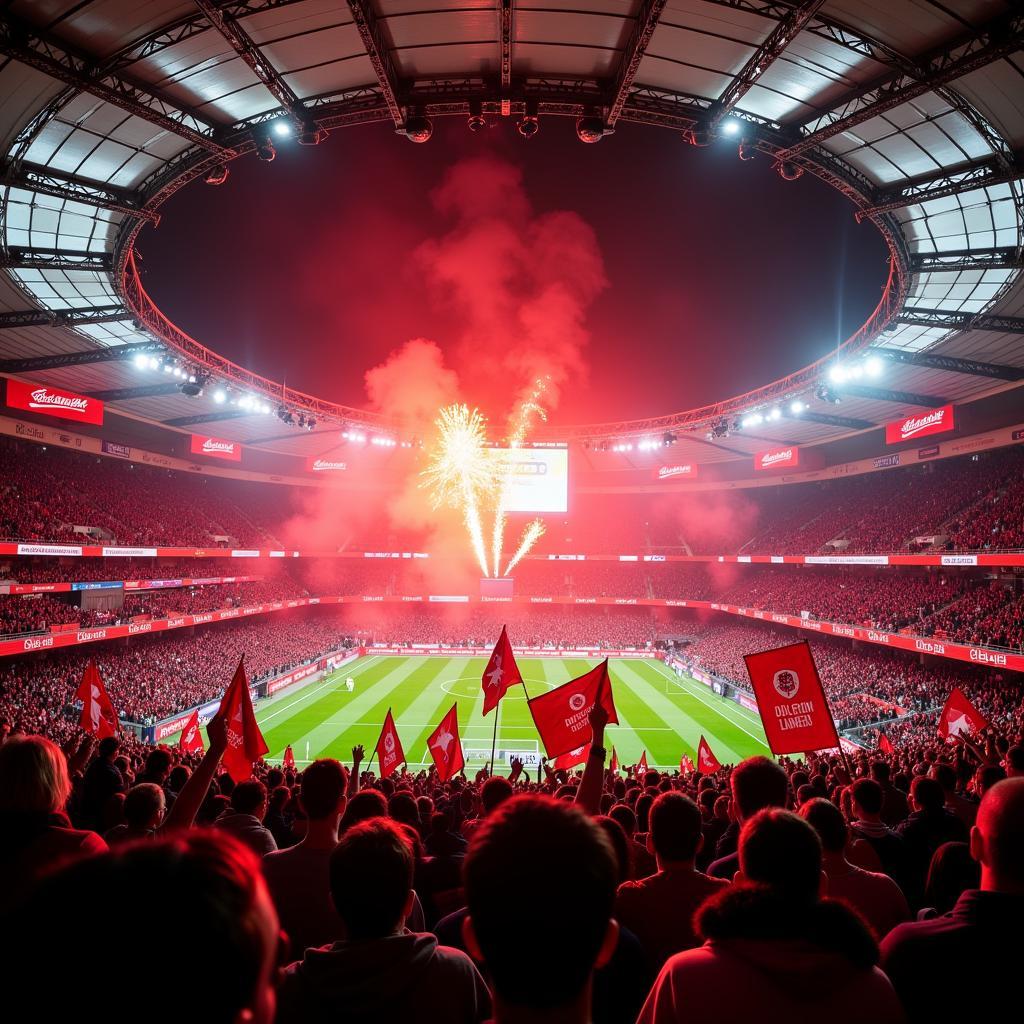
[416,155,607,415]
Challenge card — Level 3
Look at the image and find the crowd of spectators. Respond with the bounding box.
[2,687,1021,1022]
[919,583,1024,651]
[3,435,1024,557]
[0,609,357,731]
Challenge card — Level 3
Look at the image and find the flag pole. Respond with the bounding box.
[488,698,500,778]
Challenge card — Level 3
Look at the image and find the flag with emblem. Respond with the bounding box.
[427,703,464,782]
[178,708,204,754]
[527,659,618,759]
[75,660,119,739]
[938,687,988,740]
[218,657,268,782]
[375,708,405,778]
[697,735,722,773]
[482,625,523,716]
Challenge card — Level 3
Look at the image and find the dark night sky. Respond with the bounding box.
[138,118,889,426]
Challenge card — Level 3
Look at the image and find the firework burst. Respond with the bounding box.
[421,404,496,576]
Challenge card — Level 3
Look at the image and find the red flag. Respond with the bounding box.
[528,659,618,759]
[482,625,523,715]
[283,745,296,771]
[610,746,619,774]
[938,687,988,739]
[375,708,405,778]
[75,660,119,738]
[427,703,464,782]
[218,657,269,782]
[637,750,648,777]
[697,735,722,773]
[877,732,893,755]
[552,743,590,771]
[680,754,694,774]
[178,709,204,754]
[743,641,840,755]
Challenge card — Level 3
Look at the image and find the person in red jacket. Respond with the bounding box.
[638,808,905,1024]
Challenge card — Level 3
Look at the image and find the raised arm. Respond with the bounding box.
[348,745,364,796]
[162,714,228,832]
[574,702,609,817]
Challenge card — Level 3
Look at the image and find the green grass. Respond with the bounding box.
[229,656,771,772]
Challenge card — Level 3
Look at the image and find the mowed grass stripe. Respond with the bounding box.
[263,656,435,761]
[624,660,770,763]
[606,660,700,768]
[259,656,406,754]
[255,656,384,740]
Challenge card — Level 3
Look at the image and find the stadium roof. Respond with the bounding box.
[0,0,1022,468]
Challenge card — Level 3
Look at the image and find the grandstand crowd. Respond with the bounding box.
[4,436,1024,556]
[1,664,1020,1021]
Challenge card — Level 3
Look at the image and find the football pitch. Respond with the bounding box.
[243,656,770,772]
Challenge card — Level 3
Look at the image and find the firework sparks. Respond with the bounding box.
[503,519,546,576]
[421,404,496,576]
[491,378,549,576]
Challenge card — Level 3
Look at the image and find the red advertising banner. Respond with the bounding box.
[305,456,348,473]
[190,434,242,461]
[886,404,955,445]
[754,446,799,471]
[654,463,698,481]
[743,641,840,754]
[7,379,104,425]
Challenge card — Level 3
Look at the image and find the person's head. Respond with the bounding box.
[608,802,636,838]
[97,736,119,762]
[464,796,618,1012]
[143,747,172,781]
[231,780,268,819]
[0,735,71,815]
[799,797,847,855]
[594,815,632,884]
[850,777,883,819]
[298,759,348,822]
[328,817,414,940]
[1004,744,1024,778]
[340,788,387,831]
[16,831,280,1023]
[738,808,822,907]
[925,842,980,914]
[168,764,190,792]
[388,790,418,827]
[869,761,891,784]
[648,792,702,865]
[970,777,1024,893]
[930,762,957,794]
[635,792,653,833]
[730,756,788,821]
[975,763,1006,796]
[480,774,513,815]
[124,782,166,831]
[910,776,945,814]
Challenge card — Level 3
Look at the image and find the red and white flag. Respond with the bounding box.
[427,703,464,782]
[552,744,590,771]
[528,658,618,759]
[610,746,619,774]
[75,660,119,739]
[178,709,204,754]
[938,687,988,739]
[217,657,269,782]
[877,732,893,755]
[743,641,840,755]
[697,735,722,773]
[482,625,523,716]
[637,750,649,778]
[375,708,405,778]
[283,745,296,771]
[680,754,695,774]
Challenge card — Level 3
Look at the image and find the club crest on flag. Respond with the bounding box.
[568,693,586,711]
[773,669,800,700]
